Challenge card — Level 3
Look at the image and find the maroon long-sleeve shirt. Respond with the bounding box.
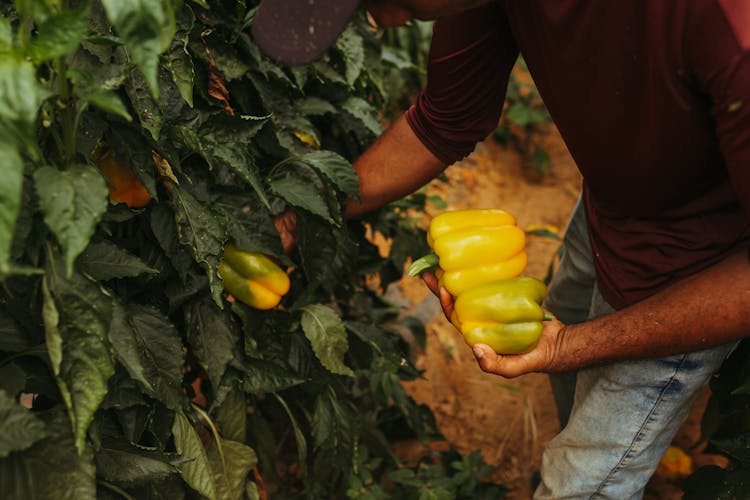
[406,0,750,310]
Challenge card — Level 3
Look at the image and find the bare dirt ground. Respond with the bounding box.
[389,125,722,498]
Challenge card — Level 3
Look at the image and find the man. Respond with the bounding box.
[254,1,750,497]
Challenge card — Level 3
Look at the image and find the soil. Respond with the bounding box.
[387,124,724,498]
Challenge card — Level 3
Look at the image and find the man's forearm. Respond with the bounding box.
[550,247,750,372]
[345,114,446,219]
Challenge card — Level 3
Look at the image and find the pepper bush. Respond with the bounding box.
[0,1,505,498]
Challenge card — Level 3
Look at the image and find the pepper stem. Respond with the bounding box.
[406,253,440,277]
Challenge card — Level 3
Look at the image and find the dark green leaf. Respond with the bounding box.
[123,63,164,140]
[268,167,333,224]
[82,90,132,121]
[215,388,246,442]
[241,358,306,394]
[0,390,46,457]
[109,304,184,410]
[205,142,270,208]
[341,97,383,136]
[0,307,31,352]
[172,410,216,499]
[164,6,196,107]
[296,150,360,200]
[172,186,227,306]
[207,438,257,500]
[335,25,364,86]
[95,442,182,485]
[78,240,158,280]
[184,297,236,386]
[34,164,109,275]
[301,304,354,377]
[102,0,176,97]
[296,97,337,117]
[0,410,96,500]
[43,254,115,453]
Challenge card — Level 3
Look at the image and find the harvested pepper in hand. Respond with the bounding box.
[219,245,290,310]
[452,276,547,354]
[407,209,527,296]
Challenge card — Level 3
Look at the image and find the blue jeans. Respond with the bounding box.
[535,196,737,499]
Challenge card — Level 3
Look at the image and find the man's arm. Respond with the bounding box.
[345,114,445,219]
[274,115,445,251]
[472,246,750,377]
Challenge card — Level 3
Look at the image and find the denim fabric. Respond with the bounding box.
[535,197,737,499]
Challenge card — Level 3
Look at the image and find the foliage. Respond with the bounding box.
[0,1,499,498]
[494,59,552,176]
[683,340,750,499]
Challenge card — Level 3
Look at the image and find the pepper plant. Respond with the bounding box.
[0,1,504,498]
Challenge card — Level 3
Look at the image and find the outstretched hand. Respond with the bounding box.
[420,271,567,378]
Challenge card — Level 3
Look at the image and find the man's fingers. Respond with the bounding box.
[471,344,527,378]
[439,286,454,319]
[422,271,440,296]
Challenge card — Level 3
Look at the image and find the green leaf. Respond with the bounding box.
[172,410,216,500]
[184,297,236,386]
[122,62,164,140]
[77,240,158,280]
[82,90,133,121]
[0,138,22,274]
[95,442,182,485]
[241,358,306,394]
[172,186,227,306]
[34,164,109,275]
[78,240,157,280]
[268,167,334,224]
[28,8,89,63]
[0,390,46,457]
[301,304,354,377]
[215,389,246,443]
[296,150,360,200]
[44,254,116,454]
[207,438,257,500]
[102,0,176,97]
[205,142,270,208]
[164,6,195,107]
[0,56,50,155]
[0,410,96,500]
[341,96,383,136]
[335,25,364,86]
[109,304,184,410]
[296,97,337,117]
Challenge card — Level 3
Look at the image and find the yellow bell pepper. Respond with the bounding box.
[407,209,527,296]
[452,276,548,354]
[219,245,290,310]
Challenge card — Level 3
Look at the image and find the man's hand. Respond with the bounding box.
[471,316,565,378]
[422,270,567,378]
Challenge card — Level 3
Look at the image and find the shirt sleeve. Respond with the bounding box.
[688,0,750,217]
[405,3,519,165]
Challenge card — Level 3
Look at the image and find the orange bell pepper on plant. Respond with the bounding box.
[93,147,152,208]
